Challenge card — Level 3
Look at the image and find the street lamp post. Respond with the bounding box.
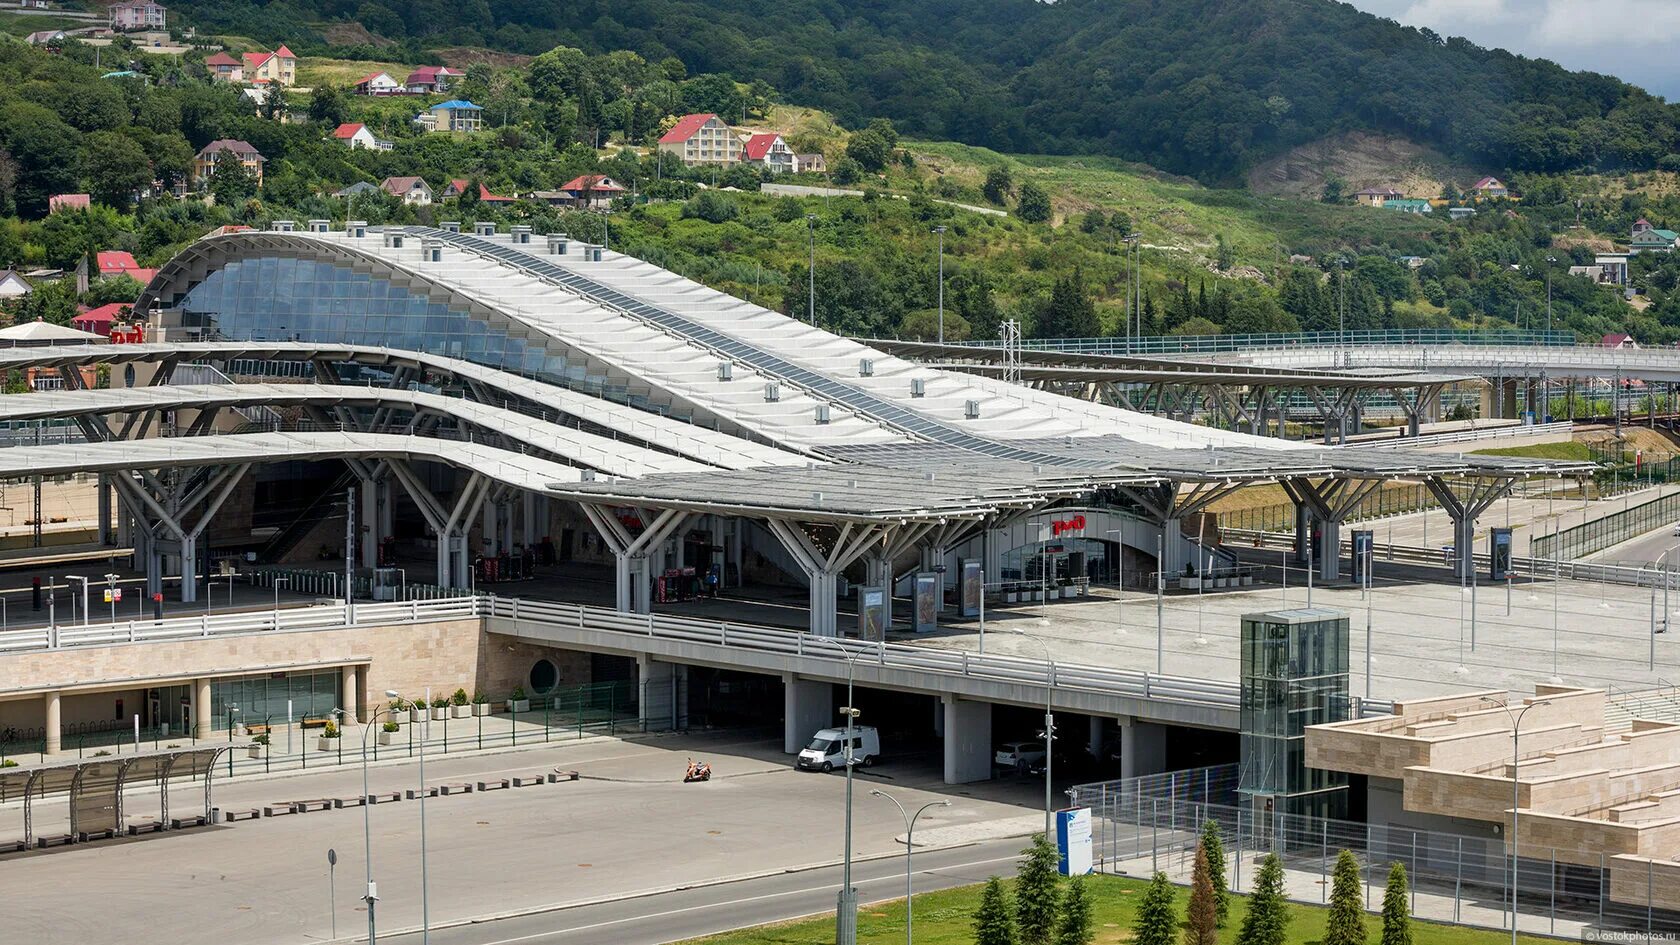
[1481,695,1552,945]
[933,225,947,344]
[869,790,950,945]
[1105,527,1126,633]
[813,636,862,945]
[806,214,818,327]
[1012,629,1057,836]
[418,684,433,944]
[66,575,89,626]
[357,690,398,944]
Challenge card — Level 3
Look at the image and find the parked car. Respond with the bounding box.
[994,739,1047,772]
[795,725,881,772]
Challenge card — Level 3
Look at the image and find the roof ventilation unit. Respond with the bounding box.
[814,405,831,425]
[858,359,874,377]
[717,362,733,381]
[473,221,497,237]
[422,241,442,263]
[547,234,570,255]
[510,225,532,244]
[764,383,781,402]
[269,220,294,232]
[583,244,604,262]
[440,221,461,233]
[347,220,367,238]
[306,219,330,233]
[910,378,926,398]
[964,400,981,419]
[382,232,404,249]
[580,470,596,482]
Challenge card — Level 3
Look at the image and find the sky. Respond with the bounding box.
[1346,0,1680,98]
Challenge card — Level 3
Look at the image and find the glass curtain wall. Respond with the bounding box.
[209,669,343,729]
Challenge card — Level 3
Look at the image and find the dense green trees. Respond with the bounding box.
[1380,863,1412,945]
[1015,834,1063,945]
[1132,872,1178,945]
[1325,850,1368,945]
[1235,854,1289,945]
[975,876,1019,945]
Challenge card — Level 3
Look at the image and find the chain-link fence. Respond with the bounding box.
[1069,767,1680,941]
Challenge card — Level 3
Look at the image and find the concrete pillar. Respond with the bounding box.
[436,535,452,588]
[178,534,198,603]
[522,491,537,546]
[729,518,743,588]
[865,553,892,630]
[498,501,513,554]
[638,656,686,731]
[1293,503,1311,565]
[1118,716,1167,779]
[783,674,832,753]
[43,690,61,754]
[359,481,379,568]
[379,479,394,537]
[194,677,211,738]
[809,572,838,636]
[97,474,112,546]
[631,555,652,614]
[942,695,993,784]
[343,665,360,725]
[1452,513,1476,581]
[482,502,498,556]
[454,533,471,589]
[1089,715,1105,758]
[1318,517,1342,582]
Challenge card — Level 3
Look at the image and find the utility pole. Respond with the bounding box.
[933,225,947,344]
[806,214,818,327]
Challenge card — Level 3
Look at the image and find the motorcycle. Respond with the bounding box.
[683,758,712,783]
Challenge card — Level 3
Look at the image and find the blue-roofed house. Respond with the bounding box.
[418,99,483,134]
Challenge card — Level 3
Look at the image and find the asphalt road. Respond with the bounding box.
[376,836,1029,945]
[1594,520,1680,566]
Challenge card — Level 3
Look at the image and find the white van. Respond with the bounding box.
[796,725,881,771]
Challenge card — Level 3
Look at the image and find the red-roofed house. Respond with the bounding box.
[1634,218,1655,236]
[96,251,157,284]
[380,176,433,205]
[205,51,243,83]
[405,65,463,94]
[658,113,741,167]
[1473,176,1510,199]
[556,174,624,210]
[440,179,514,203]
[242,45,296,86]
[72,302,130,337]
[331,122,389,151]
[742,133,795,174]
[193,140,265,186]
[1602,333,1639,349]
[353,71,402,96]
[48,193,90,213]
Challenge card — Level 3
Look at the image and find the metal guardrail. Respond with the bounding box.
[1366,420,1573,449]
[944,329,1576,356]
[486,596,1244,712]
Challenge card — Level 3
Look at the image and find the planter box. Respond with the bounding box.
[377,731,396,746]
[386,708,403,725]
[431,707,449,721]
[317,737,338,752]
[409,707,426,724]
[246,745,264,760]
[1183,577,1202,590]
[1005,591,1018,603]
[1241,575,1254,586]
[451,704,470,719]
[472,703,492,717]
[506,699,530,713]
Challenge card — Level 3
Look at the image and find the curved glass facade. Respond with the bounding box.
[174,256,663,413]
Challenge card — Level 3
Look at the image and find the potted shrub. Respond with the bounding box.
[377,720,399,746]
[506,685,530,713]
[408,696,427,724]
[472,691,492,717]
[247,733,269,759]
[1004,583,1018,604]
[387,696,408,724]
[317,720,341,752]
[430,695,449,721]
[450,687,471,719]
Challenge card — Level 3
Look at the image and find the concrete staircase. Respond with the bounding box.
[1606,684,1680,733]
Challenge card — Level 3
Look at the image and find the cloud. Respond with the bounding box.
[1400,0,1514,26]
[1531,0,1680,48]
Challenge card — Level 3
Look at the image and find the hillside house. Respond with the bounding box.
[1351,187,1402,207]
[353,71,402,96]
[1472,176,1509,198]
[242,46,296,87]
[555,174,625,210]
[193,140,265,186]
[96,250,156,284]
[108,0,165,31]
[1634,218,1655,236]
[416,100,482,134]
[405,66,463,94]
[1382,198,1432,215]
[204,51,243,83]
[742,133,795,174]
[380,176,433,205]
[658,113,741,167]
[1631,228,1679,254]
[794,153,826,174]
[72,302,129,337]
[25,30,66,45]
[331,122,390,151]
[1602,333,1639,349]
[439,179,514,204]
[334,181,379,199]
[0,270,32,298]
[47,193,90,213]
[1448,207,1476,221]
[1596,253,1631,285]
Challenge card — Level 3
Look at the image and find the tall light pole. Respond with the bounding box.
[806,214,818,327]
[66,575,89,626]
[1012,629,1057,836]
[1480,695,1551,945]
[813,636,862,945]
[869,790,950,945]
[933,225,947,344]
[363,689,399,945]
[418,684,432,944]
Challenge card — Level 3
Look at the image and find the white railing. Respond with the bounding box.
[0,596,481,655]
[485,596,1243,712]
[1366,420,1573,449]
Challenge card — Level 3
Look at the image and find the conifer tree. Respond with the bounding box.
[1184,845,1220,945]
[1380,862,1412,945]
[1056,874,1094,945]
[1133,871,1179,945]
[974,875,1019,945]
[1199,819,1229,927]
[1016,833,1063,945]
[1324,849,1368,945]
[1235,854,1289,945]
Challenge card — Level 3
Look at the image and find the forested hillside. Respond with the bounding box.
[172,0,1680,181]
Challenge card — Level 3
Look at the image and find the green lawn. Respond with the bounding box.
[1472,441,1596,461]
[682,872,1560,945]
